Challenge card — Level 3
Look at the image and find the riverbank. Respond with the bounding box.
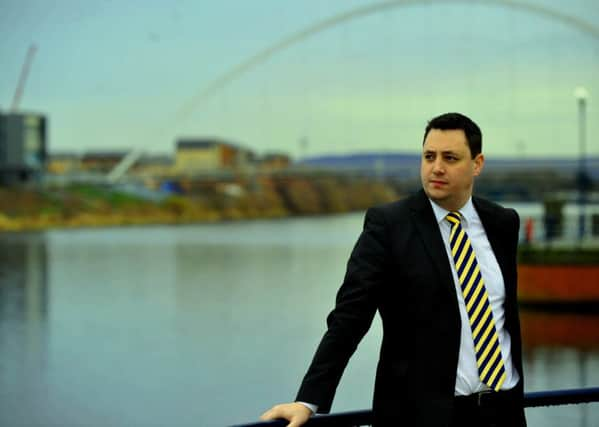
[0,177,399,232]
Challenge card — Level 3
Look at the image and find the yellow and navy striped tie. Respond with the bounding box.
[446,211,507,391]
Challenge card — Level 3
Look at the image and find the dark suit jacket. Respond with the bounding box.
[296,190,525,426]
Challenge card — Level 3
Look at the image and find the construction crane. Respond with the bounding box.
[10,44,37,112]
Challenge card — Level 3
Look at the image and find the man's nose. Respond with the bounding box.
[432,159,445,174]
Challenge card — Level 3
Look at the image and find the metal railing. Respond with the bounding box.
[234,386,599,427]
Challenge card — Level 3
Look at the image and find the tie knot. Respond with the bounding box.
[446,211,462,225]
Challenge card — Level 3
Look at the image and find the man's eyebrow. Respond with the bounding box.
[422,149,461,155]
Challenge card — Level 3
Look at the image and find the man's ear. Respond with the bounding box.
[473,153,484,176]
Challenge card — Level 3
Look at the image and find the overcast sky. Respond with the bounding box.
[1,0,598,159]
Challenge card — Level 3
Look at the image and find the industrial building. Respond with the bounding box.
[0,112,47,185]
[174,139,254,174]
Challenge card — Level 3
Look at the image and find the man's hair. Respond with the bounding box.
[423,112,482,158]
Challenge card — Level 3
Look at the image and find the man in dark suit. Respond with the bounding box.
[261,113,526,427]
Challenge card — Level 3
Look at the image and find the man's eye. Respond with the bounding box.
[424,154,433,160]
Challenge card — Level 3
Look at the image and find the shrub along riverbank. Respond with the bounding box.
[0,177,399,232]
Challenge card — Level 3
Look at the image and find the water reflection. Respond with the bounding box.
[521,311,599,351]
[0,222,597,426]
[0,233,49,425]
[0,233,48,321]
[521,310,599,427]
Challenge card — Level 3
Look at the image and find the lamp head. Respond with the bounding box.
[574,86,589,101]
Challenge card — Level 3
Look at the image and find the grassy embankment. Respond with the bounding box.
[0,177,398,232]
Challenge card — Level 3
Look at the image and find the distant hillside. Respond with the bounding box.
[299,152,420,178]
[298,153,599,179]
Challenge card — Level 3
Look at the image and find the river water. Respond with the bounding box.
[0,211,598,426]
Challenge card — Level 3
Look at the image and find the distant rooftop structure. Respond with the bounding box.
[0,112,47,185]
[176,139,232,149]
[174,137,254,174]
[80,150,128,173]
[259,152,291,171]
[47,152,81,175]
[82,150,129,160]
[49,152,81,160]
[136,154,173,166]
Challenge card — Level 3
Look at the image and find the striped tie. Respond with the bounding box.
[446,212,507,391]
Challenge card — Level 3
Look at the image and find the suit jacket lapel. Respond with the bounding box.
[408,190,456,298]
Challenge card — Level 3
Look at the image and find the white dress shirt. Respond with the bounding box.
[429,197,519,395]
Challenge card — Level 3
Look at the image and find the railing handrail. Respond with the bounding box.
[523,386,599,407]
[233,386,599,427]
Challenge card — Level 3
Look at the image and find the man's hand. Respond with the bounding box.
[260,402,313,427]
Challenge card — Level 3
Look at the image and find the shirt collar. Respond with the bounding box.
[428,197,475,227]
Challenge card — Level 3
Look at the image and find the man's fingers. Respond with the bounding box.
[259,403,311,426]
[260,404,286,421]
[259,407,277,420]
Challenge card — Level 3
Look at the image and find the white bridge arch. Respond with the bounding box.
[176,0,599,121]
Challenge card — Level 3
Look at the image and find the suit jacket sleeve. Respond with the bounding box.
[295,206,390,413]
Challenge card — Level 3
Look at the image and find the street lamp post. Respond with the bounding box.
[574,86,589,243]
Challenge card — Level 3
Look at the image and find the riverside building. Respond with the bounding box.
[0,112,47,185]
